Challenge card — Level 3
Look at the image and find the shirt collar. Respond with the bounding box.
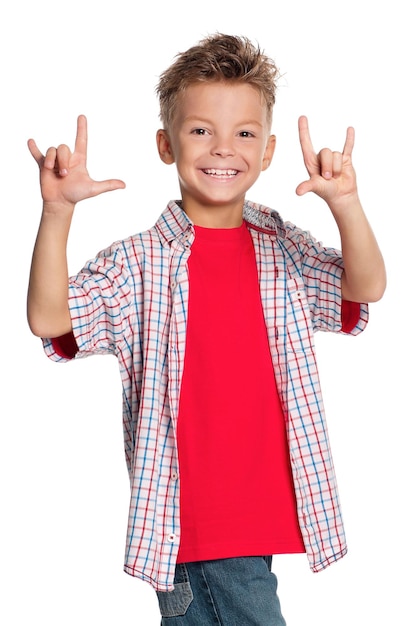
[155,199,286,245]
[243,200,286,239]
[155,200,193,245]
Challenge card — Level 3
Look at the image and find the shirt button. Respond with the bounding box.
[171,471,178,480]
[167,533,176,543]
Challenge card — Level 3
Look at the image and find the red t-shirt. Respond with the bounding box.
[176,222,305,563]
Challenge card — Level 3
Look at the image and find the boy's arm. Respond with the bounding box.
[28,205,74,338]
[27,115,125,338]
[296,116,386,303]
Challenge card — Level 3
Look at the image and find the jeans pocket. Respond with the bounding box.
[156,564,194,618]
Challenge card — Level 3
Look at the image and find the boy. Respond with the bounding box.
[27,34,386,625]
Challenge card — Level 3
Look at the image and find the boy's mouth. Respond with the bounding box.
[202,168,238,178]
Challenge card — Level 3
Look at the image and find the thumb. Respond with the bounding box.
[90,178,126,197]
[296,180,314,197]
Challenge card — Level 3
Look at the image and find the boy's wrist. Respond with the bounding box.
[327,192,362,220]
[42,200,76,219]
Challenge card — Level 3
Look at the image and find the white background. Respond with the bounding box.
[1,1,414,624]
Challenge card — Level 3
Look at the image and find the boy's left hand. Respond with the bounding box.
[296,115,358,212]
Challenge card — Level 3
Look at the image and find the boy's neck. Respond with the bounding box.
[182,201,244,229]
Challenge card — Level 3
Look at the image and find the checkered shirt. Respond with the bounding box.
[42,199,369,591]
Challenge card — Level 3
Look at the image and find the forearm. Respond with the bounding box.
[27,206,74,338]
[331,196,386,303]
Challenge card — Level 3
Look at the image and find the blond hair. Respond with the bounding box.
[156,33,279,129]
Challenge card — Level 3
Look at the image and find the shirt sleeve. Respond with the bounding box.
[285,223,369,336]
[42,242,133,363]
[50,332,79,360]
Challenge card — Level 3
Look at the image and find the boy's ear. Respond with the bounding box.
[261,134,276,171]
[156,129,175,164]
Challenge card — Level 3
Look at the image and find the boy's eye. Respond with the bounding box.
[191,128,207,135]
[239,131,254,138]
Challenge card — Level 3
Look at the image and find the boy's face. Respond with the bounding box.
[157,81,276,227]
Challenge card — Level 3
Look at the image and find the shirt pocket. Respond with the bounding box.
[285,278,315,354]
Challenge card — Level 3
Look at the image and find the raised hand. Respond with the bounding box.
[295,115,358,211]
[28,115,126,210]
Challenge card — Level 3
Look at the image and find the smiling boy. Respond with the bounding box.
[156,80,276,227]
[27,34,386,625]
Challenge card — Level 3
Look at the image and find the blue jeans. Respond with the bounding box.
[156,556,286,625]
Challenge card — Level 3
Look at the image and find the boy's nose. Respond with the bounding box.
[211,138,235,157]
[214,148,234,157]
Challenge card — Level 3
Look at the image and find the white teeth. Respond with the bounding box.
[203,168,237,176]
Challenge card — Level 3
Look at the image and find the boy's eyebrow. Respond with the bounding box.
[182,115,265,128]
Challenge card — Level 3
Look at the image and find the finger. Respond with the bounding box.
[44,146,58,171]
[27,138,44,165]
[298,115,319,175]
[332,151,343,177]
[298,115,314,156]
[56,144,72,176]
[318,148,334,179]
[74,114,88,156]
[343,126,355,157]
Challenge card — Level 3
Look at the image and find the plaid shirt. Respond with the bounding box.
[43,200,368,592]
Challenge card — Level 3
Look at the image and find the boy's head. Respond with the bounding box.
[156,33,279,131]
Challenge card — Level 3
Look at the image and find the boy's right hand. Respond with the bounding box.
[28,114,126,212]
